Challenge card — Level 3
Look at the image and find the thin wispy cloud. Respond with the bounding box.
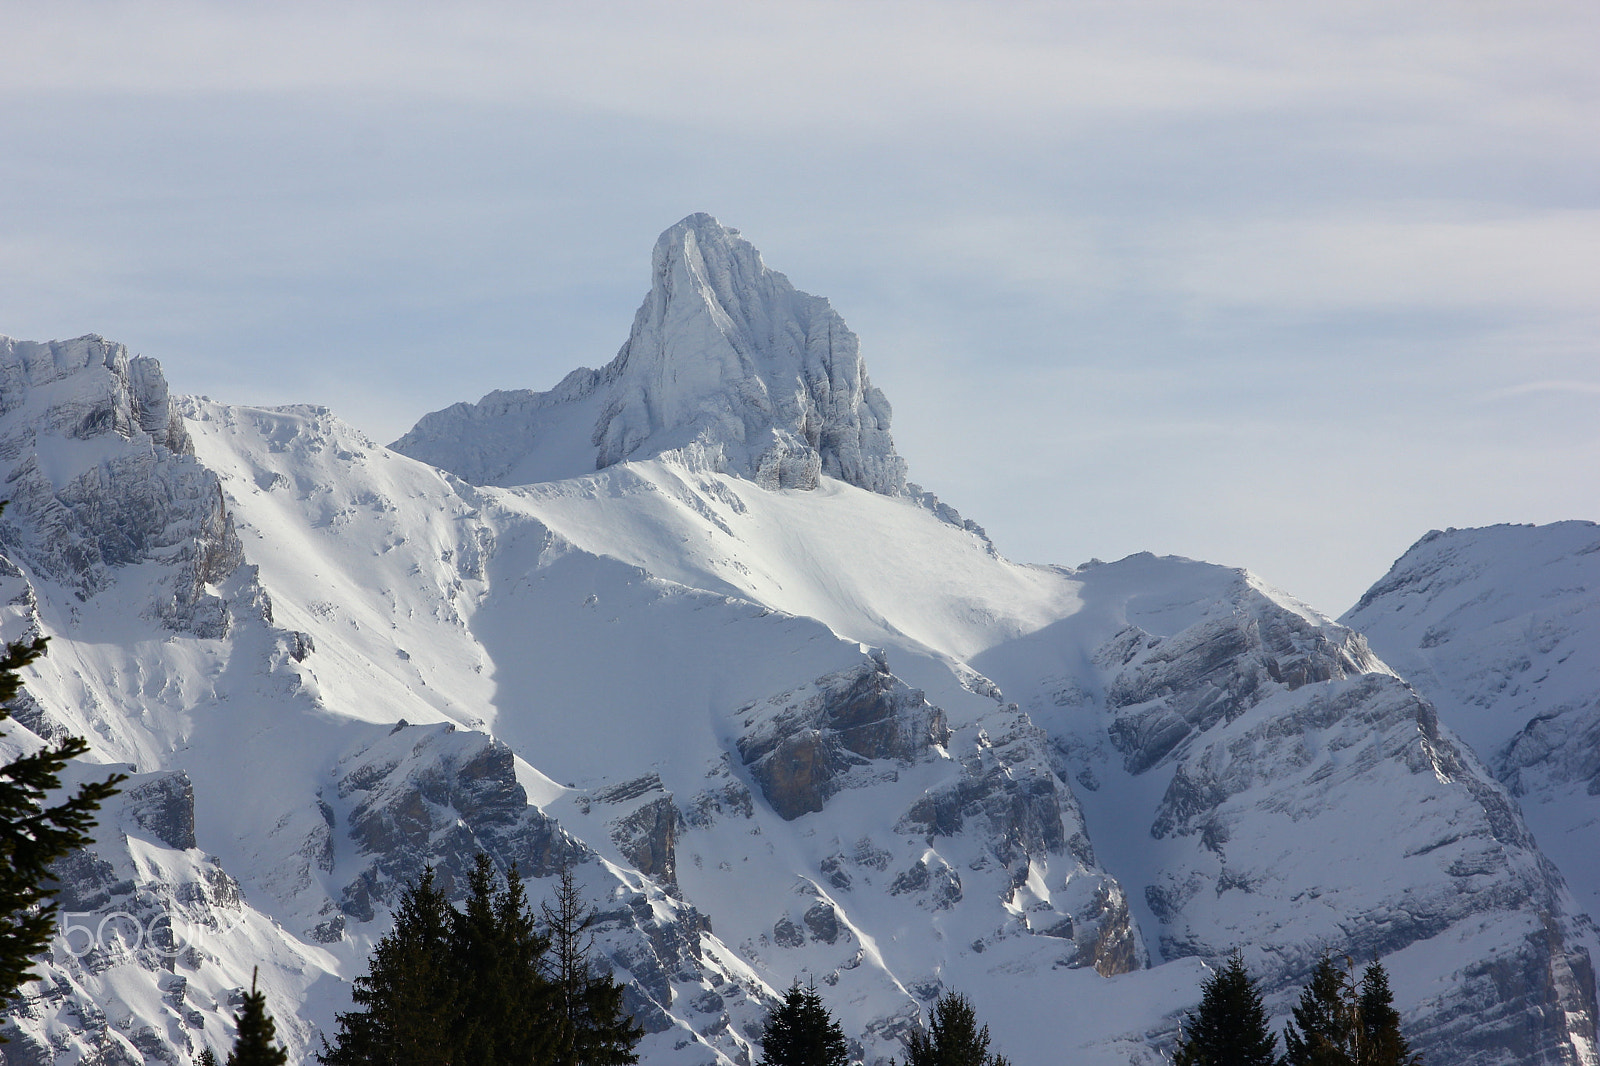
[1,0,1595,613]
[1487,380,1600,400]
[1168,209,1600,312]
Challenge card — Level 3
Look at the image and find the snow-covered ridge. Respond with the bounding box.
[0,334,241,638]
[0,334,188,456]
[392,213,907,495]
[1343,521,1600,938]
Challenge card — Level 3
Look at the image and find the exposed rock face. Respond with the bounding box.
[1083,568,1597,1066]
[392,214,907,496]
[887,857,963,909]
[802,900,844,944]
[121,770,198,851]
[0,336,190,453]
[736,656,950,820]
[1502,714,1600,798]
[1076,880,1140,977]
[1100,593,1387,774]
[895,697,1143,976]
[590,885,728,1042]
[1404,913,1599,1066]
[900,747,1066,863]
[0,335,243,637]
[685,773,755,829]
[596,775,686,888]
[1141,673,1544,949]
[726,650,1145,982]
[332,723,581,920]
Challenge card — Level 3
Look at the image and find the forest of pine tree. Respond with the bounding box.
[318,855,641,1066]
[1175,950,1422,1066]
[757,981,851,1066]
[1283,954,1420,1066]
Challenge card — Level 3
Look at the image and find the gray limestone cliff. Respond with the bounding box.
[0,336,244,637]
[1084,564,1597,1066]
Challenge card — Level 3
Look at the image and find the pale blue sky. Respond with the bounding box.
[3,1,1596,615]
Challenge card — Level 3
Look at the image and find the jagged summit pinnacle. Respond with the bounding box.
[391,214,908,494]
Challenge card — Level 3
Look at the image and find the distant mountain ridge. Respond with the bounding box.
[1343,521,1600,934]
[1,218,1596,1066]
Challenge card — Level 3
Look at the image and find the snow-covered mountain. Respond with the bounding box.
[1,217,1596,1066]
[1343,522,1600,947]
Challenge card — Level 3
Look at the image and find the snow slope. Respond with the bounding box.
[190,404,1149,1064]
[1343,522,1600,930]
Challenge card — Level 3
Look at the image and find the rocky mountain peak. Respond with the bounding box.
[392,214,907,494]
[0,334,189,454]
[0,335,242,636]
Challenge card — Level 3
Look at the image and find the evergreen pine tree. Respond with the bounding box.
[904,991,1009,1066]
[1282,955,1420,1066]
[320,868,460,1066]
[1357,963,1419,1066]
[758,981,850,1066]
[226,968,289,1066]
[1173,950,1281,1066]
[542,863,642,1066]
[196,1048,219,1066]
[572,965,641,1066]
[1,579,127,1011]
[452,854,558,1066]
[1284,954,1353,1066]
[321,857,640,1066]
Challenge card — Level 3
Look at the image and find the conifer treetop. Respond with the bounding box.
[1,544,127,1016]
[226,968,288,1066]
[1174,950,1280,1066]
[759,980,850,1066]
